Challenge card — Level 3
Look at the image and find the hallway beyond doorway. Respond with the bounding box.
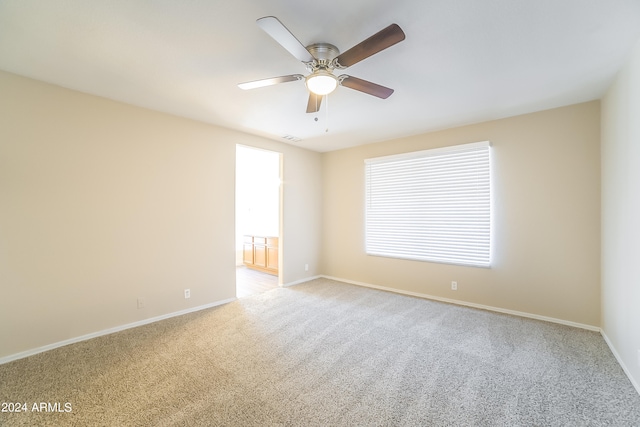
[236,266,279,298]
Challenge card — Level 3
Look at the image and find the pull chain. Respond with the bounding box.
[325,94,329,133]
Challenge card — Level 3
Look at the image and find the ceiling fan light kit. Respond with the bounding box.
[238,16,405,114]
[306,71,337,96]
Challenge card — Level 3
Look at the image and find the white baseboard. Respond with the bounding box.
[0,297,236,365]
[282,275,321,288]
[601,331,640,396]
[320,275,601,332]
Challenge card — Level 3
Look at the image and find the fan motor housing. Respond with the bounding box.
[307,43,340,63]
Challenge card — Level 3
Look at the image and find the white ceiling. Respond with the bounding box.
[1,1,640,152]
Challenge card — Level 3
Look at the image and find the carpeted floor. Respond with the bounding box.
[1,278,639,426]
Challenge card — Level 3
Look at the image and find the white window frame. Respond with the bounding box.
[364,141,491,268]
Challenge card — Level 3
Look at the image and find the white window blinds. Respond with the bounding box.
[365,141,491,267]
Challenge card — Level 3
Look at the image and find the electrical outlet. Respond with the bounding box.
[137,298,145,309]
[184,289,190,299]
[305,264,309,272]
[451,281,458,291]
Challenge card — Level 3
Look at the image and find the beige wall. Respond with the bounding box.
[321,101,601,327]
[0,67,608,360]
[0,71,322,359]
[601,37,640,390]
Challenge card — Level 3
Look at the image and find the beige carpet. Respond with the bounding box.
[1,278,639,426]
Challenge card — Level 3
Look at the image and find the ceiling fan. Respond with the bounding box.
[238,16,406,113]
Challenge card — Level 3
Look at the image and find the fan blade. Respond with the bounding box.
[306,93,323,113]
[334,24,405,68]
[238,74,303,90]
[257,16,315,63]
[339,75,394,99]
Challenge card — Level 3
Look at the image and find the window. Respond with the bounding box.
[365,141,491,267]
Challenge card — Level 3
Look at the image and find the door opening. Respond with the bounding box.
[235,145,282,298]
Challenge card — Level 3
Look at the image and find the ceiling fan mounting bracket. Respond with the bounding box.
[305,43,340,73]
[307,43,340,62]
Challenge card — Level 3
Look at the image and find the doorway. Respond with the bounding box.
[235,145,282,298]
